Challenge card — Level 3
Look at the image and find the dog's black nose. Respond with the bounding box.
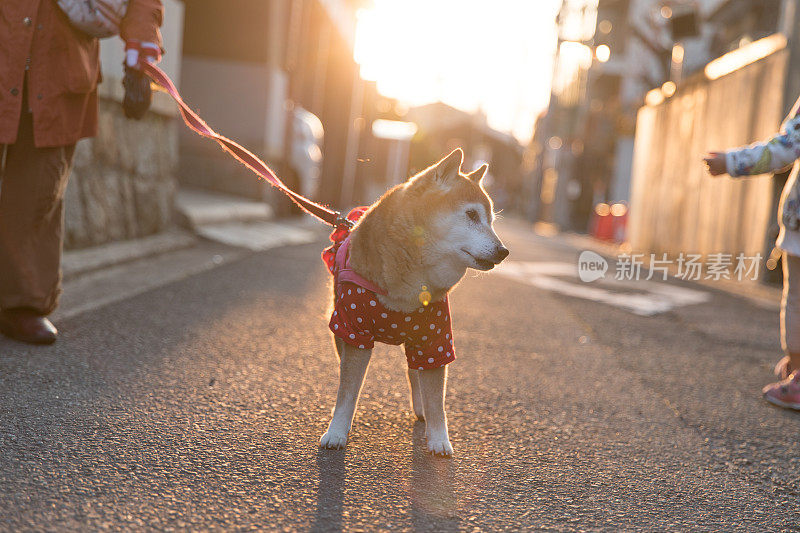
[493,246,509,263]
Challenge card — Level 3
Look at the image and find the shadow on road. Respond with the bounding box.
[409,420,460,531]
[312,447,346,532]
[310,422,461,531]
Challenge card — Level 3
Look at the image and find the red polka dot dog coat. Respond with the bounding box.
[322,208,456,370]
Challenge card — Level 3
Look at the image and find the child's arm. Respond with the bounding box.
[714,112,800,177]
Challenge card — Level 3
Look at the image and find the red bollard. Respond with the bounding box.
[611,203,628,243]
[590,203,628,243]
[590,203,615,241]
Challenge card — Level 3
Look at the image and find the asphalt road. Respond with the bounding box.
[1,220,799,531]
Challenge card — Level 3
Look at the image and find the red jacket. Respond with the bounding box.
[0,0,163,147]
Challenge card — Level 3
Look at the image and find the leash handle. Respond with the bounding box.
[141,62,351,229]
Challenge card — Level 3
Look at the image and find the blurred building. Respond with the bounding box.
[709,0,785,58]
[406,102,524,214]
[534,0,600,231]
[178,0,428,214]
[178,0,375,212]
[358,118,417,200]
[536,0,729,232]
[628,0,799,282]
[344,79,415,206]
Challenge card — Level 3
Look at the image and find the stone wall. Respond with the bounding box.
[64,98,178,250]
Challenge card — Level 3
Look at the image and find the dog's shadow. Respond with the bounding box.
[409,420,460,530]
[312,421,460,531]
[312,446,347,532]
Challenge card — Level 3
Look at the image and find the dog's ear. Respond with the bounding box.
[433,148,463,184]
[466,164,488,184]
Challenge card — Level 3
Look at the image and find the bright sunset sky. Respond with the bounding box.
[354,0,563,143]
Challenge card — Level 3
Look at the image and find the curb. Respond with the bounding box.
[175,188,274,229]
[62,229,198,281]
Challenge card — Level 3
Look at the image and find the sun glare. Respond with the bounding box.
[354,0,562,143]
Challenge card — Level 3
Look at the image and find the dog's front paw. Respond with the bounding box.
[320,429,348,450]
[426,436,453,457]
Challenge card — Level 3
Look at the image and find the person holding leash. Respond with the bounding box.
[705,96,800,410]
[0,0,163,344]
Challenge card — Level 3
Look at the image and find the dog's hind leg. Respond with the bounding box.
[320,343,372,449]
[406,368,425,420]
[418,366,453,456]
[334,336,344,361]
[327,337,346,417]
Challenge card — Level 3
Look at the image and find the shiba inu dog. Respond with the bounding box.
[320,148,509,456]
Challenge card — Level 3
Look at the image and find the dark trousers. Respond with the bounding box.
[0,109,75,315]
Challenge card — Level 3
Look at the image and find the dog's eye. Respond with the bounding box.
[466,209,480,222]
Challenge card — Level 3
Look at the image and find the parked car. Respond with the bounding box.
[291,106,324,199]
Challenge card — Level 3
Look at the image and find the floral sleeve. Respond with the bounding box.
[725,112,800,177]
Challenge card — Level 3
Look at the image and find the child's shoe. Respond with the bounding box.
[763,370,800,410]
[774,355,793,380]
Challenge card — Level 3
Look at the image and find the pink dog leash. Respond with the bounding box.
[141,62,353,230]
[142,63,388,293]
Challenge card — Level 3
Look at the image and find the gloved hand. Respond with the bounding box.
[122,41,161,120]
[125,40,162,70]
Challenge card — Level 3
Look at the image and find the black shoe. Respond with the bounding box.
[0,308,57,345]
